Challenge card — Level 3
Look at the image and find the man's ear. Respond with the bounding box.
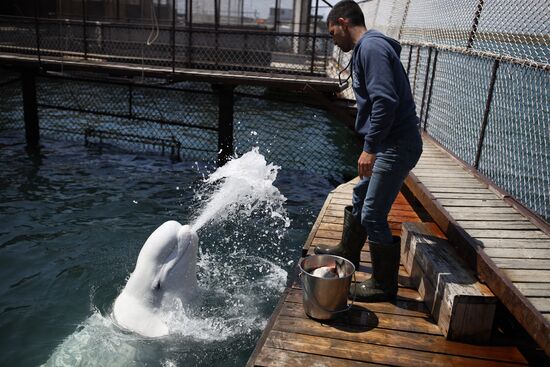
[337,17,348,29]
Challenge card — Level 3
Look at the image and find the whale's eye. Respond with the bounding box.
[154,281,161,290]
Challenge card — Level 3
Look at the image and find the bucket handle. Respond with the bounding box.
[299,270,357,317]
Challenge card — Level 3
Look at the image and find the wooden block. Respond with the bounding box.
[401,222,497,343]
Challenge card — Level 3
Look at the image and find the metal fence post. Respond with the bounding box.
[419,47,433,123]
[34,0,41,65]
[187,0,193,67]
[467,0,485,49]
[215,84,235,166]
[474,59,499,169]
[172,0,176,73]
[22,70,40,150]
[310,0,319,74]
[82,0,88,59]
[423,49,438,131]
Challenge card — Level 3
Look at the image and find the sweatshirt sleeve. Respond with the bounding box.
[360,40,399,153]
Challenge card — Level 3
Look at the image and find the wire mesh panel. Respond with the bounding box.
[233,93,359,175]
[473,0,550,64]
[423,51,492,166]
[478,63,550,219]
[399,0,478,47]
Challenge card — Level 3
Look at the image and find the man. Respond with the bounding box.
[315,1,423,302]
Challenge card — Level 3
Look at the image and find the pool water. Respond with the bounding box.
[0,130,343,366]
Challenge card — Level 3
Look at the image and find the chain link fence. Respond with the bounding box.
[329,0,549,221]
[0,12,332,76]
[0,68,359,177]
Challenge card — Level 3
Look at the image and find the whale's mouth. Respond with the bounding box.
[152,232,193,290]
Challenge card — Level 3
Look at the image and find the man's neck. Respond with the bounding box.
[349,26,368,47]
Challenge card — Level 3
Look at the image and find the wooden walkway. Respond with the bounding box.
[247,177,542,366]
[405,135,550,355]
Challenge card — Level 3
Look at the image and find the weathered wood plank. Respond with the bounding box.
[466,229,549,239]
[401,223,496,342]
[271,316,527,364]
[483,248,550,259]
[514,283,550,297]
[480,238,550,248]
[264,331,523,367]
[438,199,511,207]
[450,212,529,221]
[527,298,550,313]
[444,206,519,214]
[457,220,536,230]
[279,302,442,335]
[492,258,550,270]
[501,269,550,283]
[435,193,502,199]
[254,346,380,367]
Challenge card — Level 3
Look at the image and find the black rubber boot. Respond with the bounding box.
[349,236,401,302]
[314,205,366,269]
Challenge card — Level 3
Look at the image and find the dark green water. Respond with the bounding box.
[0,129,347,366]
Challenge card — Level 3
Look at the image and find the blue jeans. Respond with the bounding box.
[352,130,423,244]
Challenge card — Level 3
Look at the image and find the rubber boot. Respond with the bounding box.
[314,205,366,270]
[349,236,401,302]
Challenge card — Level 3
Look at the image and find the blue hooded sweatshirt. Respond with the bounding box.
[352,29,419,153]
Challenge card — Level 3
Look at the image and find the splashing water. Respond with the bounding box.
[191,148,290,231]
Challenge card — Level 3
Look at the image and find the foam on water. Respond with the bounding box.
[191,148,290,231]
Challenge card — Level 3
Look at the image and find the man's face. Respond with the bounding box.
[328,18,353,52]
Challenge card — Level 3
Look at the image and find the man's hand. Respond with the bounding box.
[358,151,376,178]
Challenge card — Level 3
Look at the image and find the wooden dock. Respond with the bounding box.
[247,136,549,366]
[405,135,550,355]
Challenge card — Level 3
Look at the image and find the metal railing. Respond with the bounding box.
[0,15,333,76]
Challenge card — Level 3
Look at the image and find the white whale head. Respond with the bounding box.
[113,221,199,338]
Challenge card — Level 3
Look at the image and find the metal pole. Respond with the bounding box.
[419,47,432,123]
[214,0,219,67]
[187,0,193,67]
[82,0,88,59]
[423,49,438,131]
[467,0,484,49]
[397,0,411,40]
[309,0,319,74]
[412,46,420,97]
[34,0,41,65]
[406,44,413,75]
[474,59,499,169]
[22,70,40,151]
[172,0,176,72]
[274,0,280,31]
[215,84,235,166]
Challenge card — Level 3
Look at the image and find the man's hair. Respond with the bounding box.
[327,1,366,27]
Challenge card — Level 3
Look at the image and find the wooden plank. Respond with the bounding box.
[450,212,529,221]
[527,298,550,313]
[514,283,550,297]
[271,316,527,364]
[254,347,380,367]
[501,269,550,283]
[457,220,537,230]
[480,238,550,248]
[401,222,496,342]
[279,302,442,335]
[438,199,511,207]
[466,229,549,239]
[483,248,550,258]
[435,193,502,199]
[492,258,550,270]
[264,331,523,367]
[444,206,519,214]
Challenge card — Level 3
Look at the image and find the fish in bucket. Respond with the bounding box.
[299,254,356,320]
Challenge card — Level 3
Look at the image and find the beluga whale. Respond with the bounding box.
[113,220,199,338]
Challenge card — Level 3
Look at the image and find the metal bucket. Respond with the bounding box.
[299,254,355,320]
